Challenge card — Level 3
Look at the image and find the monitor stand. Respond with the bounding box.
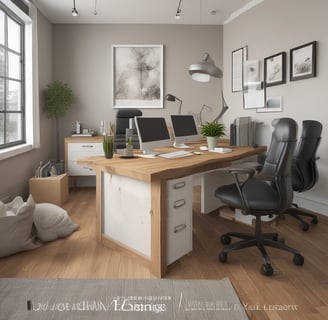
[173,142,191,149]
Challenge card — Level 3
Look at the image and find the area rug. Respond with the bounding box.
[0,277,248,320]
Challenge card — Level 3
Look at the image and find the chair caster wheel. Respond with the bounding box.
[218,252,227,263]
[312,217,318,224]
[301,223,309,231]
[293,254,304,266]
[220,234,231,245]
[272,234,278,241]
[260,264,273,276]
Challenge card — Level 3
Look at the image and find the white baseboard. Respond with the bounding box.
[293,194,328,217]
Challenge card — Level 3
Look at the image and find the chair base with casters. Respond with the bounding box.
[218,215,304,276]
[284,205,318,231]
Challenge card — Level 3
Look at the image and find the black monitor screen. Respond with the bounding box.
[171,115,198,137]
[136,117,171,142]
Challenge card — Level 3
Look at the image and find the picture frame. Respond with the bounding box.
[112,44,164,109]
[231,46,248,92]
[264,52,286,87]
[290,41,317,81]
[257,96,282,113]
[243,59,260,86]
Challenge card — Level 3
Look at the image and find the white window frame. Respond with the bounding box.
[0,0,39,161]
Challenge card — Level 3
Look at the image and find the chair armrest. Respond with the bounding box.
[227,167,256,178]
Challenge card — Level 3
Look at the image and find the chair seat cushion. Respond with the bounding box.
[215,178,279,213]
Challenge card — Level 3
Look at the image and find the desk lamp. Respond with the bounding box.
[165,94,183,115]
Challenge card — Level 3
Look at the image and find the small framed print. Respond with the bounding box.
[257,96,282,113]
[290,41,317,81]
[231,46,248,92]
[264,52,286,87]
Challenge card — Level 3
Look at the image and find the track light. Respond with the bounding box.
[175,0,182,19]
[72,0,78,17]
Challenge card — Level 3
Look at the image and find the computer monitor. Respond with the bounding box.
[170,115,200,148]
[135,116,172,155]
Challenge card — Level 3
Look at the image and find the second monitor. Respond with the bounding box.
[170,114,200,148]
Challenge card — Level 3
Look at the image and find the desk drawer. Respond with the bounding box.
[166,176,192,217]
[167,211,192,265]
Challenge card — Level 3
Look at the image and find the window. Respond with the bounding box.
[0,3,25,149]
[0,0,39,160]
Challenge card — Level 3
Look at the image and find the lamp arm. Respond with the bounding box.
[199,104,212,125]
[212,90,229,122]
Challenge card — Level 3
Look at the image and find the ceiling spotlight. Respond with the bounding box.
[175,0,182,19]
[72,0,78,17]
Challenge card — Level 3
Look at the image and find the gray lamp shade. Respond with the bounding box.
[189,53,223,82]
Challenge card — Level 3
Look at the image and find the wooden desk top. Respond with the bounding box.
[77,142,266,182]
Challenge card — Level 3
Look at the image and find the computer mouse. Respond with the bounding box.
[253,144,259,148]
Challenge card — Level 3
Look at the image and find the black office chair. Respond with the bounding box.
[284,120,322,230]
[115,109,142,149]
[215,118,304,276]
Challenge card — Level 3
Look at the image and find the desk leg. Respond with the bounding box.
[96,170,102,242]
[150,179,167,278]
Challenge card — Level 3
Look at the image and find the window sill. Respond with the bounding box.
[0,144,34,161]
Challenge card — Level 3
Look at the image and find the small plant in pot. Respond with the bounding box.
[200,121,225,150]
[103,135,115,159]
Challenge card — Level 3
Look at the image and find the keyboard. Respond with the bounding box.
[157,150,193,159]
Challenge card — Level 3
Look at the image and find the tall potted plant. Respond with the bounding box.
[200,121,225,150]
[43,81,74,164]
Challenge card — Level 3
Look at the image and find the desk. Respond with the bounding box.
[78,143,266,278]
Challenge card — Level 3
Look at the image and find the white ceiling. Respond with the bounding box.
[31,0,263,25]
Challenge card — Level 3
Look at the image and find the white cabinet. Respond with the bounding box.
[65,137,103,176]
[166,176,193,265]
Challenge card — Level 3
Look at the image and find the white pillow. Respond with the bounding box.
[0,195,41,258]
[33,203,79,242]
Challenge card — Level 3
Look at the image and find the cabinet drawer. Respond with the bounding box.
[68,160,96,176]
[67,143,103,160]
[167,211,192,265]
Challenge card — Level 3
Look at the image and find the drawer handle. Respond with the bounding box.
[173,199,186,208]
[173,182,186,189]
[174,224,187,233]
[82,166,93,171]
[82,145,94,148]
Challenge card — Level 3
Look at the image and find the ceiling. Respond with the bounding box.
[31,0,262,25]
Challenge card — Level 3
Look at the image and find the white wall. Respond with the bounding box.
[222,0,328,215]
[52,24,223,159]
[0,10,55,201]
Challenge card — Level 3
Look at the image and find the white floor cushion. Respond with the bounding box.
[0,195,41,258]
[33,203,79,242]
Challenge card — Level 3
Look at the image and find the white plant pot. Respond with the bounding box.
[206,136,219,151]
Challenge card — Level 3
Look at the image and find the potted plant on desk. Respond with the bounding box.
[103,135,115,159]
[200,121,225,151]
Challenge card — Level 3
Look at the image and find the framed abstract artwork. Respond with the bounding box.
[112,45,163,108]
[264,52,286,87]
[290,41,317,81]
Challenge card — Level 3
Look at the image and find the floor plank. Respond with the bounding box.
[0,187,327,319]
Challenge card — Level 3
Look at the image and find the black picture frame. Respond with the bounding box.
[264,52,286,87]
[290,41,317,81]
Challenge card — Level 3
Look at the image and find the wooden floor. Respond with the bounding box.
[1,187,328,320]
